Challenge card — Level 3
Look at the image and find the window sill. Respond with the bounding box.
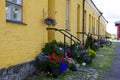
[6,20,27,25]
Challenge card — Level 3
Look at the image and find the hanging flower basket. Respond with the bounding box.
[44,17,56,26]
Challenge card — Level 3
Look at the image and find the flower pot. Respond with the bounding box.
[59,61,67,73]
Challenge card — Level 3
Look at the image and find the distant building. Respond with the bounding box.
[115,21,120,39]
[106,31,111,38]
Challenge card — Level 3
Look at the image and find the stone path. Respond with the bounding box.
[100,42,120,80]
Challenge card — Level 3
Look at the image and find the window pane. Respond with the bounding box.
[6,2,12,20]
[17,0,22,4]
[12,5,22,21]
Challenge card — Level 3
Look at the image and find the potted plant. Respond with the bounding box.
[44,17,56,26]
[42,40,64,56]
[49,52,68,78]
[49,52,60,78]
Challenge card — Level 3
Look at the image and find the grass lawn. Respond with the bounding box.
[92,42,117,80]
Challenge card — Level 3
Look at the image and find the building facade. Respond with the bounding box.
[0,0,107,79]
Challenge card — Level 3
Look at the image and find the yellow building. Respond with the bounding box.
[0,0,107,79]
[84,0,108,39]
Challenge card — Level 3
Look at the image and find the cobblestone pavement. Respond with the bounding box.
[100,42,120,80]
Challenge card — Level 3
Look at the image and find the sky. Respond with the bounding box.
[92,0,120,35]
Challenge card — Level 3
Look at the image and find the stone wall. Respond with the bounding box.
[0,61,36,80]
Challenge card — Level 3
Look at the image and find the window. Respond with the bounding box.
[6,0,22,22]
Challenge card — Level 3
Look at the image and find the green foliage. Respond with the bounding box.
[106,36,111,39]
[86,47,96,58]
[42,40,64,56]
[85,34,98,51]
[35,53,49,71]
[92,43,116,70]
[76,51,93,65]
[85,34,93,49]
[70,44,79,59]
[57,41,70,48]
[35,59,48,71]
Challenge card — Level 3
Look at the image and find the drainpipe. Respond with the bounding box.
[98,12,102,40]
[82,0,85,45]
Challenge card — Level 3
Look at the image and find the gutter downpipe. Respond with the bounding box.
[98,12,103,40]
[82,0,85,45]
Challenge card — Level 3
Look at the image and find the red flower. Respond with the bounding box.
[50,52,56,59]
[61,57,65,61]
[56,57,60,62]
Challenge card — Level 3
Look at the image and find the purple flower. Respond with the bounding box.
[45,55,50,59]
[65,49,72,55]
[44,17,56,26]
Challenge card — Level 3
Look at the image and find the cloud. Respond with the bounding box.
[92,0,119,34]
[93,0,120,19]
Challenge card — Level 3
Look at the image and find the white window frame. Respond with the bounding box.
[6,0,22,22]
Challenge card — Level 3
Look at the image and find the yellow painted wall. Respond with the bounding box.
[0,0,48,68]
[100,18,107,37]
[53,0,83,43]
[85,1,98,34]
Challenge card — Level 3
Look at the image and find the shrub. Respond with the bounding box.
[85,34,93,49]
[86,47,96,58]
[35,53,49,71]
[42,40,64,56]
[77,51,92,65]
